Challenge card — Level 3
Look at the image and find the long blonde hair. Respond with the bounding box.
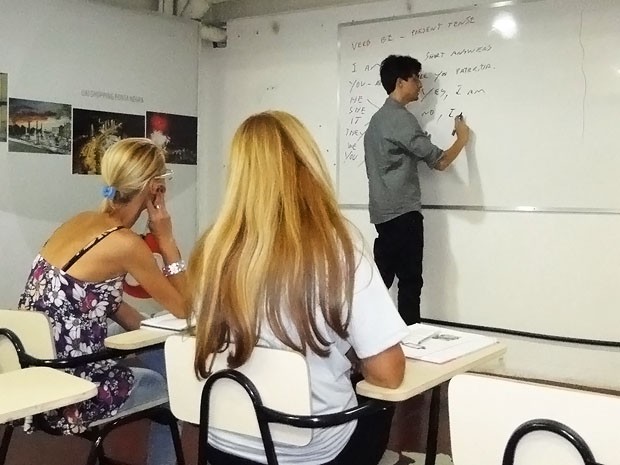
[189,111,356,377]
[99,138,166,212]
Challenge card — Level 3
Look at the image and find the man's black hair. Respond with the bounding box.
[379,55,422,94]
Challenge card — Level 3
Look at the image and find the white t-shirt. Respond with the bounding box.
[208,251,409,464]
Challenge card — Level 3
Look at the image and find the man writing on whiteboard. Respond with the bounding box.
[364,54,470,325]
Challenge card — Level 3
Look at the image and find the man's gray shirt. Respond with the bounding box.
[364,97,443,224]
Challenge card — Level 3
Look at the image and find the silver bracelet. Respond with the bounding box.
[163,260,186,277]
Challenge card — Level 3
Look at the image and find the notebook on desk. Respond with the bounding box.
[401,323,498,364]
[140,313,193,332]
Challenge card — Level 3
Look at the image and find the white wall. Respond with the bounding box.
[0,0,200,313]
[197,0,620,391]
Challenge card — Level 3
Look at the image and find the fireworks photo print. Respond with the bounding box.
[146,111,197,165]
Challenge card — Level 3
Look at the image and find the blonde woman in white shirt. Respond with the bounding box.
[188,111,408,465]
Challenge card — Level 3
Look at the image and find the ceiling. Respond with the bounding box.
[89,0,390,23]
[88,0,392,42]
[202,0,391,23]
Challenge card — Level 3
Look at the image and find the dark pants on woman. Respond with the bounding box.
[373,210,424,325]
[206,397,394,465]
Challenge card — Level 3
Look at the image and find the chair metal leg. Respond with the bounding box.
[169,420,185,465]
[197,434,207,464]
[97,442,108,465]
[85,443,99,465]
[0,425,14,465]
[81,408,184,465]
[85,432,105,465]
[159,409,185,465]
[146,408,185,465]
[424,386,441,465]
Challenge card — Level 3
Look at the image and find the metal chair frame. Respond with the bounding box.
[0,328,185,465]
[197,368,391,465]
[502,418,604,465]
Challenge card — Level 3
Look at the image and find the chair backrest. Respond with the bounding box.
[164,335,312,446]
[449,374,620,465]
[0,309,56,374]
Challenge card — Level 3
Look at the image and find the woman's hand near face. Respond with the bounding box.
[146,189,173,243]
[146,189,180,261]
[143,185,187,307]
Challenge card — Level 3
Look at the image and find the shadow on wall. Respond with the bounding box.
[1,153,196,257]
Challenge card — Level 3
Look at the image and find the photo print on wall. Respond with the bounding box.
[146,111,197,165]
[0,73,7,142]
[73,108,145,175]
[8,98,71,154]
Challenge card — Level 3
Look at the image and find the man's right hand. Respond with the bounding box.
[454,116,470,144]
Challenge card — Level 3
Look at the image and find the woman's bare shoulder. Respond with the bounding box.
[60,211,105,230]
[108,228,148,254]
[44,211,128,251]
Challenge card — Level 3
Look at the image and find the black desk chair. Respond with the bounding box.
[164,334,391,465]
[503,418,604,465]
[0,309,184,465]
[449,373,615,465]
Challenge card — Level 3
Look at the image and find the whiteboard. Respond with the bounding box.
[337,0,620,208]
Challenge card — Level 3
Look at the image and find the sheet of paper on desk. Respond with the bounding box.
[401,324,498,364]
[140,313,193,331]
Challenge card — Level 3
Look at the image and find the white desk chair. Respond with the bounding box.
[164,334,391,465]
[448,374,618,465]
[0,308,56,373]
[0,308,184,465]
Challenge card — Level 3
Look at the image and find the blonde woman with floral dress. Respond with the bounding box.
[18,137,187,465]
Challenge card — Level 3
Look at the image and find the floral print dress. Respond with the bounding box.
[18,243,135,434]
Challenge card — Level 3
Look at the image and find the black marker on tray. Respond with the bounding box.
[452,112,463,136]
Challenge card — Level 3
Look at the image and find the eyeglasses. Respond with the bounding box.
[154,168,173,181]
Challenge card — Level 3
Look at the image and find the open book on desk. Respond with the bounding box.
[140,312,194,332]
[401,323,498,364]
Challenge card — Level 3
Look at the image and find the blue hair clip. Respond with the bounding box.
[102,185,117,200]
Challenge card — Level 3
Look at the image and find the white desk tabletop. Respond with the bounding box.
[105,329,505,402]
[105,328,174,350]
[0,367,97,424]
[356,342,507,402]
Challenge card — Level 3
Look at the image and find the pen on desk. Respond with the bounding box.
[417,332,439,345]
[452,112,463,136]
[401,331,439,349]
[402,342,426,350]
